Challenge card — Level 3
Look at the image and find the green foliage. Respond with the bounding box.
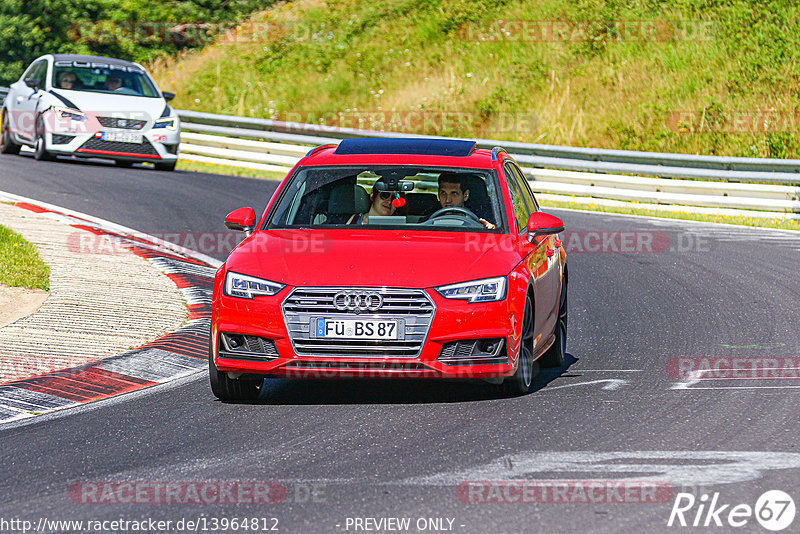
[0,224,49,290]
[0,0,273,85]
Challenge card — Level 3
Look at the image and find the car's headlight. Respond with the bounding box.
[53,106,85,121]
[153,117,177,130]
[435,276,507,303]
[224,272,285,299]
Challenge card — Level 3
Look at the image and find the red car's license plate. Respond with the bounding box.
[314,318,402,340]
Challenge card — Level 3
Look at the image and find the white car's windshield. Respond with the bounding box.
[52,62,160,98]
[268,166,504,231]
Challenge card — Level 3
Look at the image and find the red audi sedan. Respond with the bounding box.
[210,138,567,400]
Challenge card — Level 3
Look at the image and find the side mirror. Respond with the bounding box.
[224,207,256,235]
[162,91,175,102]
[526,212,564,241]
[24,78,40,90]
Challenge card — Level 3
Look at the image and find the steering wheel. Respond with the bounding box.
[423,206,483,227]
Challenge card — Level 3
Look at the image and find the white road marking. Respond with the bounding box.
[671,368,800,390]
[573,369,643,372]
[543,379,629,391]
[398,451,800,487]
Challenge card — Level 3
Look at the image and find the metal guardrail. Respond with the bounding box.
[177,109,800,184]
[2,86,798,218]
[174,109,800,218]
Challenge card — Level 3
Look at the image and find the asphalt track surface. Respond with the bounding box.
[3,153,800,533]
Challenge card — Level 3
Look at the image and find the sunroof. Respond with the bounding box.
[333,138,477,157]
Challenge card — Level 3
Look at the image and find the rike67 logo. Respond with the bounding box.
[668,490,795,531]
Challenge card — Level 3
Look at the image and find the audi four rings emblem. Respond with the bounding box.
[333,291,383,313]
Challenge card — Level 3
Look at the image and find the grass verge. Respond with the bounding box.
[150,0,800,158]
[0,225,50,290]
[175,159,288,181]
[540,200,800,231]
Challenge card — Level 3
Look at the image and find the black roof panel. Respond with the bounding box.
[51,54,140,68]
[333,138,477,157]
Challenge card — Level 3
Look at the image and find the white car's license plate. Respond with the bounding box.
[101,131,142,143]
[313,318,402,340]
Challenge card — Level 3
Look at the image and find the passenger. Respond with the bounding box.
[348,180,400,224]
[56,72,77,89]
[104,76,123,92]
[433,173,496,229]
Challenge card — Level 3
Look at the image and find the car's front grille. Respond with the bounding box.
[97,116,147,130]
[282,287,435,358]
[78,137,159,155]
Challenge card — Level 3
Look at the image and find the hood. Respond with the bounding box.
[224,229,525,288]
[49,90,167,123]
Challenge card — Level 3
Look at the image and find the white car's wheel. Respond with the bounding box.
[0,110,21,155]
[33,115,54,161]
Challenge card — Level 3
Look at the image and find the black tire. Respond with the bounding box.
[33,114,53,161]
[209,335,262,401]
[1,109,21,155]
[155,160,177,171]
[539,276,568,368]
[501,293,537,396]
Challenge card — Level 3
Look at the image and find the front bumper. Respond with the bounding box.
[44,112,180,161]
[212,284,522,380]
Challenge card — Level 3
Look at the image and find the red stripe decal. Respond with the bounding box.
[75,148,162,159]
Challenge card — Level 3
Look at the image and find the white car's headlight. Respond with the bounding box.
[435,276,507,303]
[153,117,177,130]
[224,272,285,299]
[53,106,85,121]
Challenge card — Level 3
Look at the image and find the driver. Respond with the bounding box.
[431,173,496,229]
[56,72,77,89]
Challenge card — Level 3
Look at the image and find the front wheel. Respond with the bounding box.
[539,277,568,368]
[33,114,53,161]
[501,294,537,396]
[209,337,262,401]
[0,109,21,155]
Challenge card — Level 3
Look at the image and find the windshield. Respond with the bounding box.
[267,166,504,231]
[52,61,160,98]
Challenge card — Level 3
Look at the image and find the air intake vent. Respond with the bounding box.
[438,338,507,366]
[219,333,279,361]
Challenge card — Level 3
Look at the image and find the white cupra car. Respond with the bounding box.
[1,54,179,170]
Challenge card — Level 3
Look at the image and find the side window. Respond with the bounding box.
[510,163,539,212]
[34,61,49,84]
[23,60,45,83]
[504,165,529,233]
